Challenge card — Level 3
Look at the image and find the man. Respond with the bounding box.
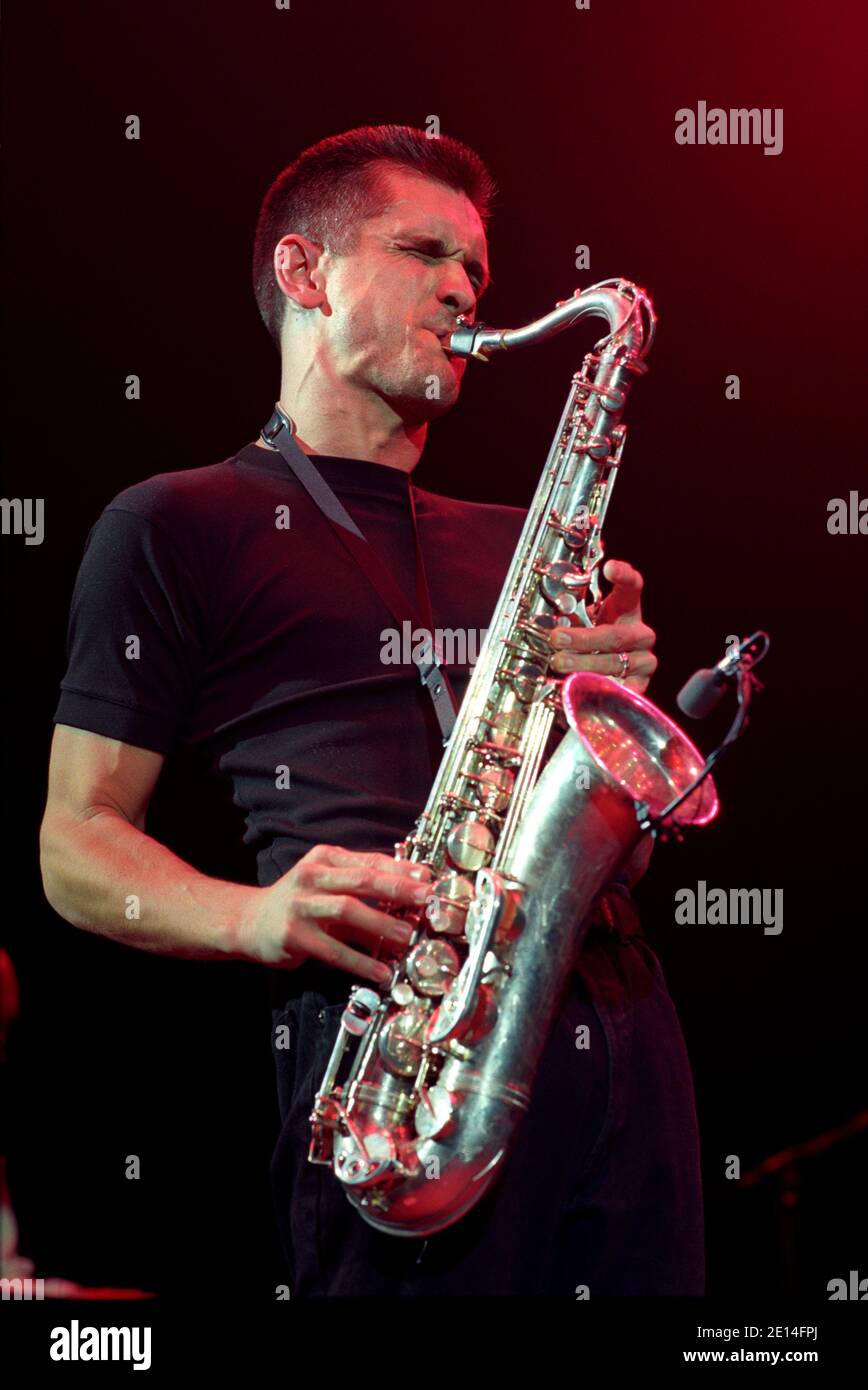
[40,124,703,1296]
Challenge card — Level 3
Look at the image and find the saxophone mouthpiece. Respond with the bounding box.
[446,316,492,361]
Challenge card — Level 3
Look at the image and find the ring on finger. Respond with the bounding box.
[615,651,629,680]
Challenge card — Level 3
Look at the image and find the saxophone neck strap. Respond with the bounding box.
[260,404,458,744]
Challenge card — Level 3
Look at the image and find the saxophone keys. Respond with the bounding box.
[436,981,499,1046]
[539,559,591,613]
[342,987,382,1037]
[480,704,525,748]
[414,1084,458,1141]
[406,938,461,997]
[445,817,495,871]
[335,1131,395,1186]
[580,433,612,460]
[481,948,510,978]
[515,616,548,649]
[495,658,549,701]
[599,385,626,412]
[465,765,513,812]
[474,737,523,765]
[491,888,523,944]
[425,871,474,935]
[517,612,572,657]
[377,1002,429,1077]
[563,515,595,550]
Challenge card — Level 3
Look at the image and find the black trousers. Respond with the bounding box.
[269,893,704,1296]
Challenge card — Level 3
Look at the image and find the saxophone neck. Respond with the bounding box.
[446,278,657,362]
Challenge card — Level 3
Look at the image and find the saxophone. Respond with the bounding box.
[308,278,718,1236]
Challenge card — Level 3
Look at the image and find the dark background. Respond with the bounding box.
[3,0,866,1299]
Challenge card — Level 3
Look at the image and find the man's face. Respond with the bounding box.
[318,166,491,423]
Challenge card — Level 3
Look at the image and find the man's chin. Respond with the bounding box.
[387,368,463,424]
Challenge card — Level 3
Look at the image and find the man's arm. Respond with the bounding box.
[39,726,430,982]
[39,725,254,959]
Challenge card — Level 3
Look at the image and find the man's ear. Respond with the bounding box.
[273,234,327,311]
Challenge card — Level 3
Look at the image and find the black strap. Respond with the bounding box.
[260,404,458,744]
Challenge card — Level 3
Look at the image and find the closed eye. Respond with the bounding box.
[403,245,485,296]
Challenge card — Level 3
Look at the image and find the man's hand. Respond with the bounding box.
[547,559,657,695]
[240,844,433,985]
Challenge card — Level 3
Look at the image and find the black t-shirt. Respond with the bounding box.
[53,440,527,1002]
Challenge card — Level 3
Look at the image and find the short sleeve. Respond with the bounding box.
[53,507,208,755]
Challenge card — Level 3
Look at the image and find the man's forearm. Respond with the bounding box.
[40,808,257,960]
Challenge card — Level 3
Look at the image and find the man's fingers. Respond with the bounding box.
[294,846,432,904]
[624,673,652,694]
[299,862,431,908]
[549,621,655,657]
[318,845,432,879]
[288,917,394,984]
[306,892,418,981]
[599,559,644,623]
[306,892,418,944]
[550,649,658,681]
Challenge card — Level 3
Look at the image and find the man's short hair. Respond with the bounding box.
[252,124,497,351]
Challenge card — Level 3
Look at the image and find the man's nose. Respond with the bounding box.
[438,266,478,319]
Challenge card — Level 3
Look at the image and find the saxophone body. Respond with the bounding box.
[308,279,718,1237]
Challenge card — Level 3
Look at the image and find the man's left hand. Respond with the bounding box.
[547,559,657,695]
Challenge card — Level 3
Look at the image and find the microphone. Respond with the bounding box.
[677,633,768,720]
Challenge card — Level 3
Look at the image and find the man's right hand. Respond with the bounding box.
[240,844,433,984]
